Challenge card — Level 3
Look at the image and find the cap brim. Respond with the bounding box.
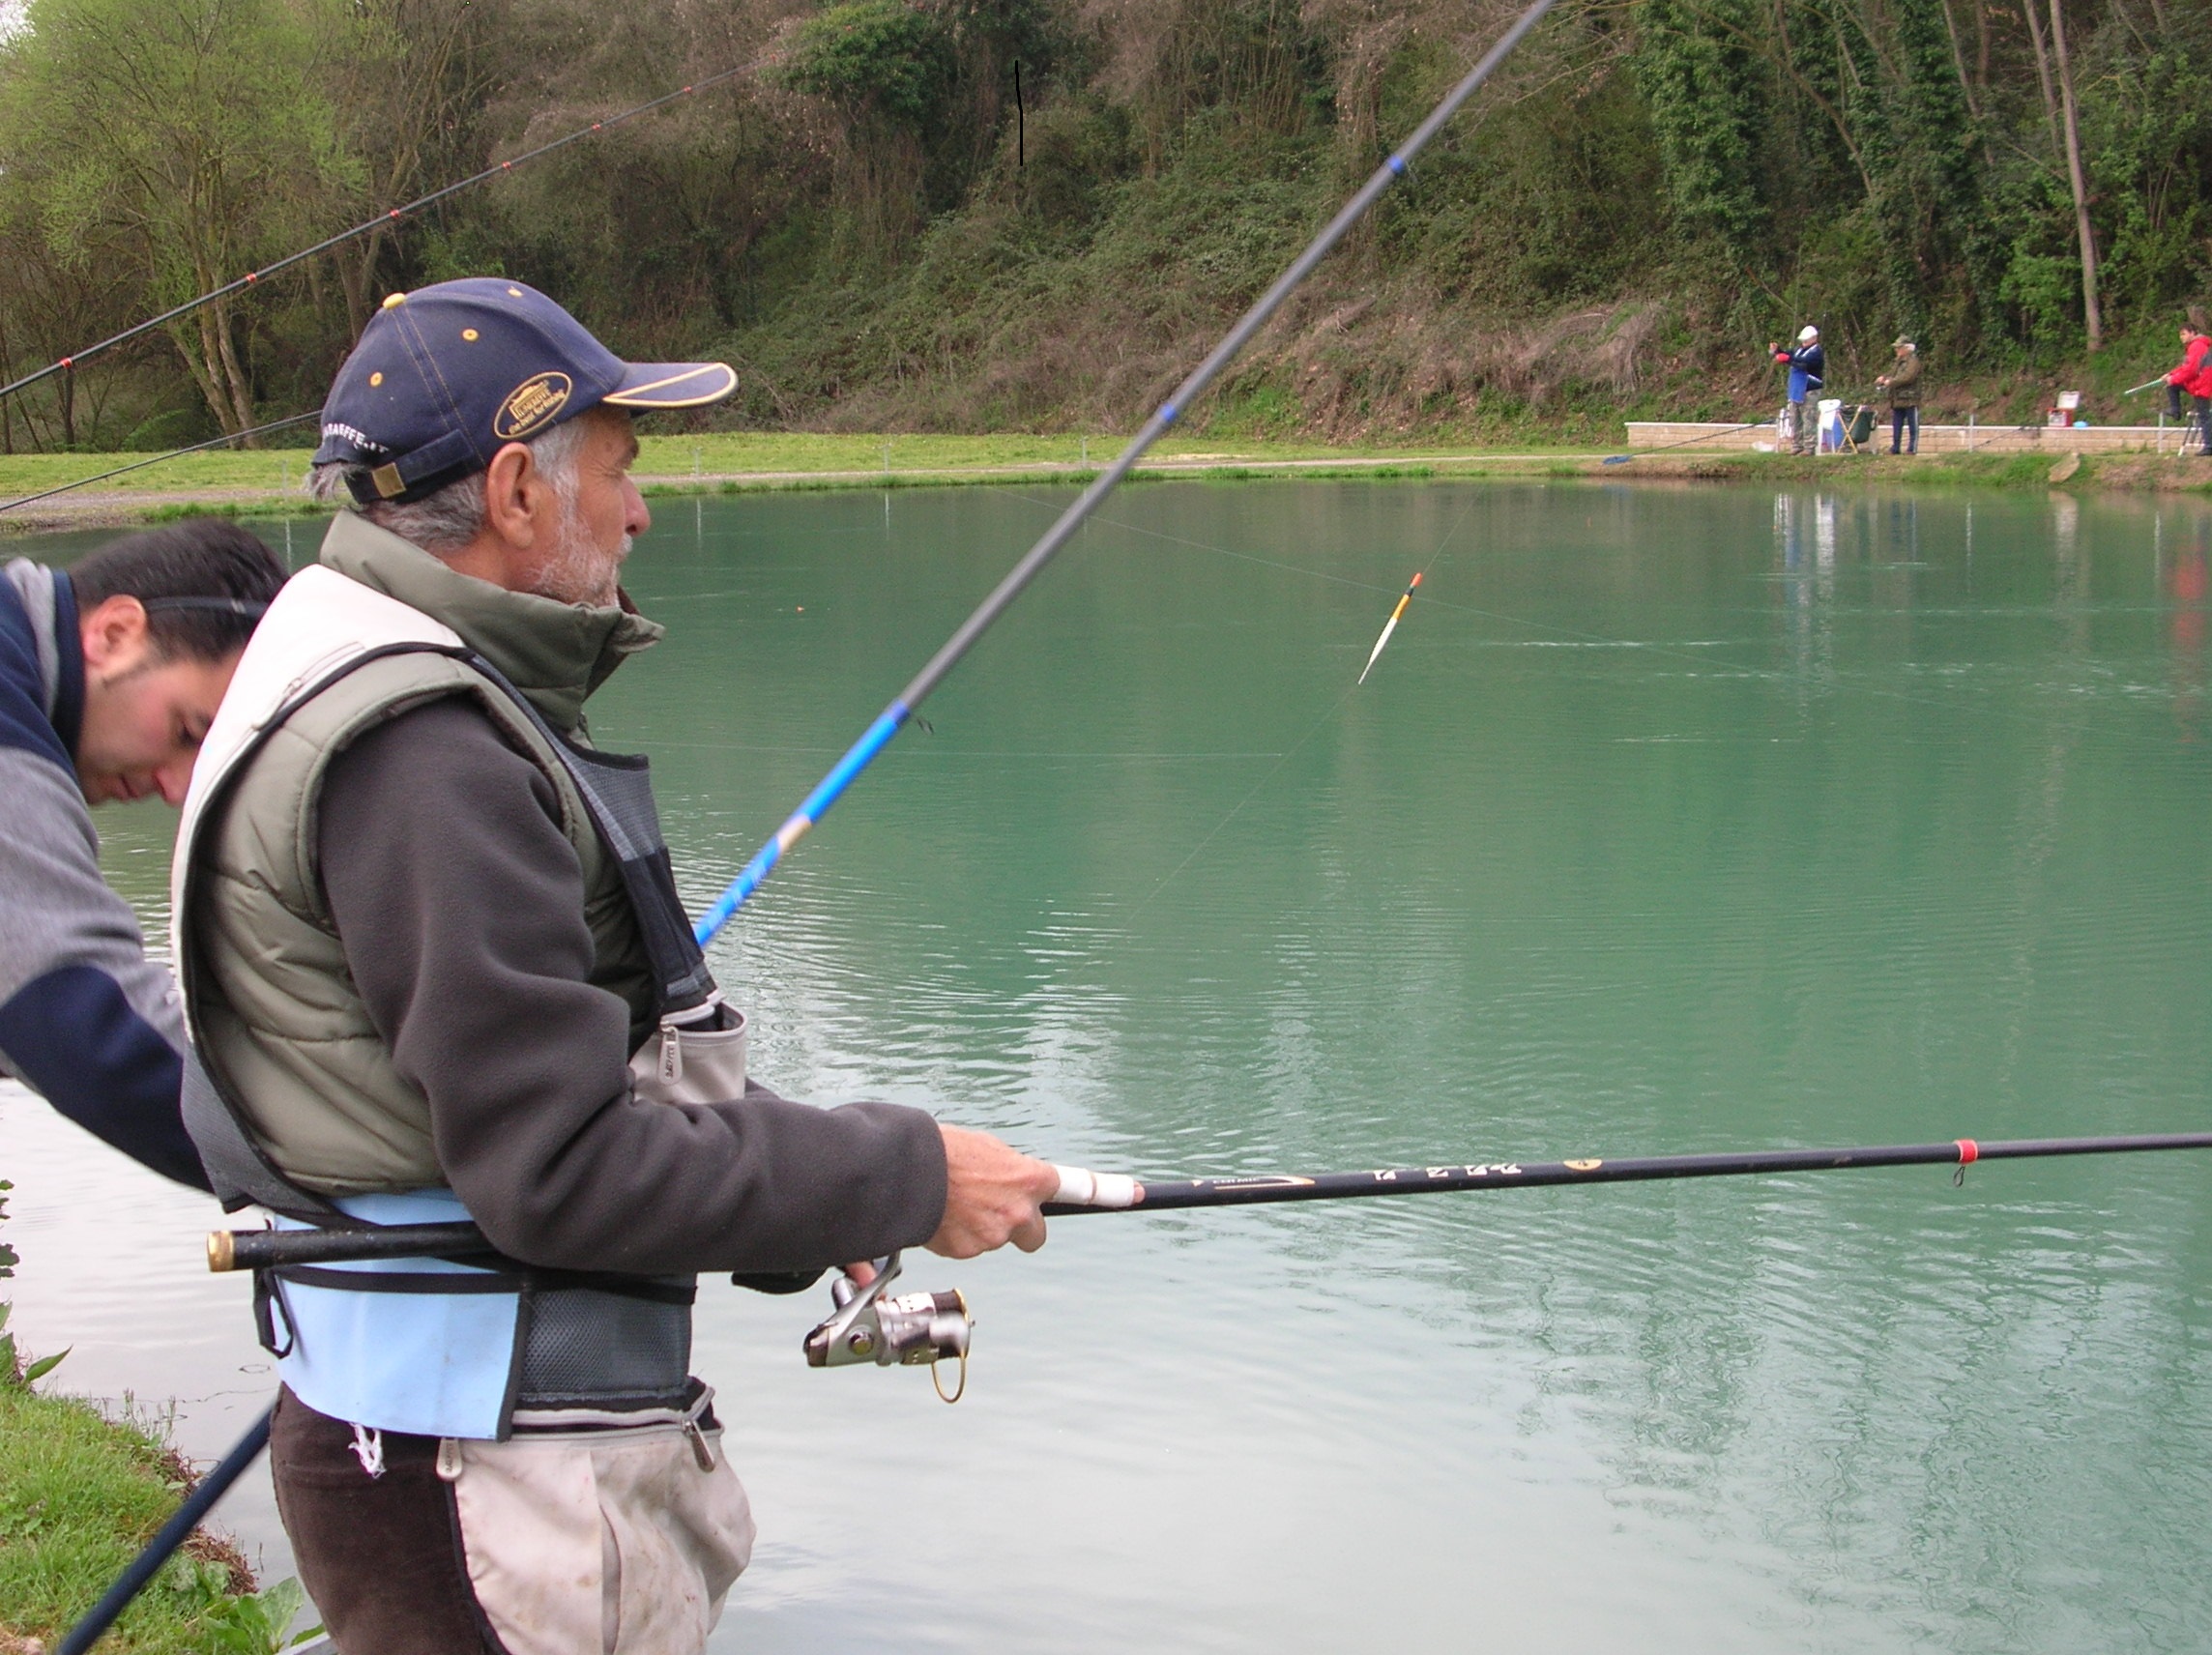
[603,361,739,409]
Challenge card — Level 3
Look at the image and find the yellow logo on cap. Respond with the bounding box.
[493,371,572,440]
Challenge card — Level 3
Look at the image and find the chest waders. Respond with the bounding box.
[182,628,739,1440]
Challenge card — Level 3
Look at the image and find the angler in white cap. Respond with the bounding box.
[1767,325,1826,455]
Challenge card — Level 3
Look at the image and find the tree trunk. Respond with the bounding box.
[2048,0,2103,348]
[1937,0,1982,122]
[177,312,235,438]
[212,298,258,440]
[2021,0,2062,156]
[0,314,14,455]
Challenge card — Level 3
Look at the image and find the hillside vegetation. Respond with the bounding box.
[0,0,2205,451]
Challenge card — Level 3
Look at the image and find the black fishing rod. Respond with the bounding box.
[0,56,773,412]
[51,1404,276,1655]
[0,412,321,516]
[205,1132,2212,1269]
[1602,411,1819,464]
[1041,1131,2212,1213]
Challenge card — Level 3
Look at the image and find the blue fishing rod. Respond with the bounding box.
[690,0,1560,944]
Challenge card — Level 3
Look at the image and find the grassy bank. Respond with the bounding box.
[0,433,2205,537]
[0,429,1591,499]
[0,1183,308,1654]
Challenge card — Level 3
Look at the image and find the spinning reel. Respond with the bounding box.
[802,1251,973,1403]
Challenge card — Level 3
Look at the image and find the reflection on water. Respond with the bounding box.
[5,480,2210,1652]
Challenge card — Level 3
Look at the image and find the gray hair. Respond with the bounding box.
[306,417,592,556]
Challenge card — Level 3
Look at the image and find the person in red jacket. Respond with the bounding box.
[2165,308,2211,455]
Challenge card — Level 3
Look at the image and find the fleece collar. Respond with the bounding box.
[317,511,661,735]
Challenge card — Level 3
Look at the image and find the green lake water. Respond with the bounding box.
[4,479,2209,1650]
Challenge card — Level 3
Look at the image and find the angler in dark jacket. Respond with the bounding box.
[1768,326,1825,454]
[1876,337,1922,454]
[0,523,284,1189]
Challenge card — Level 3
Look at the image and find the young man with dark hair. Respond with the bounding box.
[0,520,287,1188]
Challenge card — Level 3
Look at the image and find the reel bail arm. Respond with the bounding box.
[802,1252,974,1402]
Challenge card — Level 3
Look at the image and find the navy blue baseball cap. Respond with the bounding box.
[313,278,738,505]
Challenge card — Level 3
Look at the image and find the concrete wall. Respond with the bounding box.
[1623,420,2200,455]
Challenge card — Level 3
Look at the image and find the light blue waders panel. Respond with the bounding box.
[273,1189,520,1440]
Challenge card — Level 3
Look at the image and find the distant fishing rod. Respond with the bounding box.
[206,1131,2212,1269]
[2124,377,2168,396]
[689,0,1561,944]
[0,56,774,411]
[0,412,320,516]
[1602,416,1778,465]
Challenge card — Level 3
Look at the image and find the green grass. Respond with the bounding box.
[0,1381,306,1653]
[0,429,1584,497]
[2,431,2201,533]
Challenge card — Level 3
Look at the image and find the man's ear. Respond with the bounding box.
[480,441,547,549]
[79,594,150,674]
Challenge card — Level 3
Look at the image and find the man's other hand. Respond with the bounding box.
[927,1124,1060,1259]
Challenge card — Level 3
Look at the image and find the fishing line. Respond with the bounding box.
[688,0,1561,947]
[1100,497,1479,924]
[1004,490,1409,597]
[1023,488,2197,757]
[0,54,780,412]
[0,411,321,515]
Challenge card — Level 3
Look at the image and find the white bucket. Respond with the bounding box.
[1817,397,1846,453]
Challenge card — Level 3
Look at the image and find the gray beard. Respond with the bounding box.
[530,508,631,608]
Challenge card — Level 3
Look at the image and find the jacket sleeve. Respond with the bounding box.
[0,745,210,1191]
[315,697,948,1276]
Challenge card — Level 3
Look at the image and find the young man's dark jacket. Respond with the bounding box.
[180,514,945,1273]
[0,560,209,1189]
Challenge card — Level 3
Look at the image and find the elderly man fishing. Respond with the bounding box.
[169,279,1061,1654]
[1,521,285,1189]
[1876,337,1922,455]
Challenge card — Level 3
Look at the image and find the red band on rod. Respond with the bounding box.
[1955,1139,1979,1165]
